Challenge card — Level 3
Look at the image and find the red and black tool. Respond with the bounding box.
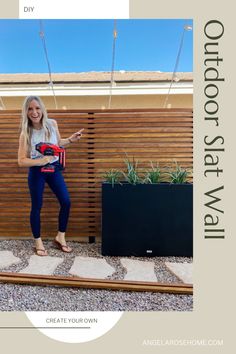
[35,142,65,173]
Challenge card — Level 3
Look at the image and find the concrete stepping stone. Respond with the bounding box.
[19,255,64,275]
[0,251,22,269]
[120,258,157,282]
[165,262,193,284]
[69,256,115,279]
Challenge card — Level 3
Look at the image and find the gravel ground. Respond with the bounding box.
[0,240,193,311]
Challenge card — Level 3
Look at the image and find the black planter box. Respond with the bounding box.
[101,182,193,257]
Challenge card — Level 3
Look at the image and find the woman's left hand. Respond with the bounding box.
[69,128,84,143]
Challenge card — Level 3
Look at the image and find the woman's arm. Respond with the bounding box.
[18,132,54,167]
[52,119,84,147]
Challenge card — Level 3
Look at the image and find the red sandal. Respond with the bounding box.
[35,248,48,256]
[54,240,72,253]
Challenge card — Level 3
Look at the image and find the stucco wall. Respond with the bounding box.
[1,94,192,110]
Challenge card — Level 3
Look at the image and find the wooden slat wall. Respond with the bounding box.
[0,108,193,239]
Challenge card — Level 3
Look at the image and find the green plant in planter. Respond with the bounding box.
[143,161,162,184]
[122,156,142,185]
[167,162,191,184]
[103,169,122,188]
[103,157,192,186]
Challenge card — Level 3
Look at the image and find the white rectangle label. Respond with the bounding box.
[19,0,129,19]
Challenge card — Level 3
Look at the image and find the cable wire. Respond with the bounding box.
[163,24,192,108]
[108,20,117,109]
[0,96,6,110]
[39,20,58,109]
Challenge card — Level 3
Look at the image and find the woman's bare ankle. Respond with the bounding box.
[55,232,66,245]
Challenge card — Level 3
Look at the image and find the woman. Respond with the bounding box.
[18,96,84,256]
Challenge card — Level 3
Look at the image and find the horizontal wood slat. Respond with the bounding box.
[0,108,193,239]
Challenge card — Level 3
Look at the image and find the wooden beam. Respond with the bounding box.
[0,272,193,295]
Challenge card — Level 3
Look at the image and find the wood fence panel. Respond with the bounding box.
[0,108,193,239]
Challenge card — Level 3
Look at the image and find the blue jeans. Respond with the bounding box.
[28,164,71,239]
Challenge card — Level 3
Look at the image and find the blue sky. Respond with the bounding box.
[0,19,193,73]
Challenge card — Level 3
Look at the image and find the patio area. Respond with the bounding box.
[0,107,193,311]
[0,239,193,311]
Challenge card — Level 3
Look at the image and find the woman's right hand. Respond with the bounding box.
[40,156,55,165]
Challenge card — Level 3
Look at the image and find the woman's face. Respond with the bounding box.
[27,99,43,126]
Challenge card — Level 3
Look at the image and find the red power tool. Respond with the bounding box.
[35,142,65,173]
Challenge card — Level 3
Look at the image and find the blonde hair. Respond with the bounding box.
[20,96,51,148]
